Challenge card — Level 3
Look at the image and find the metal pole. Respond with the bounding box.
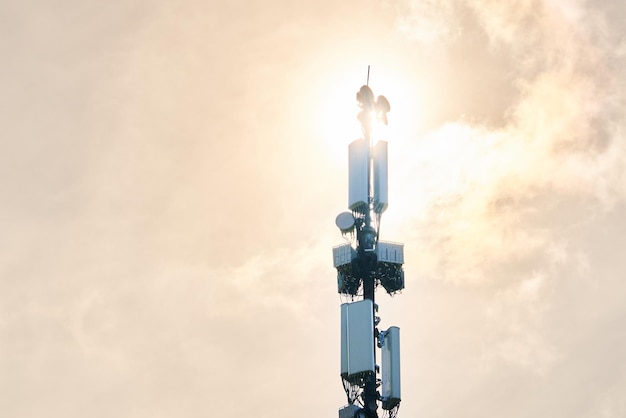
[337,82,400,418]
[358,119,378,418]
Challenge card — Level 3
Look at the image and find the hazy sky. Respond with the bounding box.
[2,0,626,417]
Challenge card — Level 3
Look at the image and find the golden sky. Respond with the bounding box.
[2,0,626,417]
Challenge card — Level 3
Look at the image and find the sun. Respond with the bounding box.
[313,73,418,166]
[315,80,364,163]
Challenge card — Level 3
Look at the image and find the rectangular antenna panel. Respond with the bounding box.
[373,140,388,214]
[333,244,356,268]
[341,300,375,378]
[338,404,359,418]
[377,241,404,264]
[381,326,401,409]
[348,138,368,213]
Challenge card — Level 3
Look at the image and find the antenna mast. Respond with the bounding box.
[333,78,404,418]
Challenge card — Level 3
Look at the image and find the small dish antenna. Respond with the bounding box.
[335,212,356,234]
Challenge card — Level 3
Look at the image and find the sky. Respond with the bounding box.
[1,0,626,417]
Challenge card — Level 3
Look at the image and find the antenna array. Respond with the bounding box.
[333,83,404,418]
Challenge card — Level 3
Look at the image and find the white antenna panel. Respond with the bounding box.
[341,300,375,380]
[381,326,401,409]
[373,140,388,214]
[333,243,355,268]
[376,241,404,264]
[348,138,369,213]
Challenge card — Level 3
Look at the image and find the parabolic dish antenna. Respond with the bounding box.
[335,212,356,233]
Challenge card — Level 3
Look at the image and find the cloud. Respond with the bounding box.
[2,0,625,416]
[392,0,459,46]
[391,0,626,284]
[386,2,626,415]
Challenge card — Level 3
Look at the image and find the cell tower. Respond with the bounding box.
[333,82,404,418]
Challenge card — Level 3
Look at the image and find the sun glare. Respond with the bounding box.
[316,82,363,163]
[314,69,419,166]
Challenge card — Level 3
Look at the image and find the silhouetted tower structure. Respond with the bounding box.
[333,83,404,418]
